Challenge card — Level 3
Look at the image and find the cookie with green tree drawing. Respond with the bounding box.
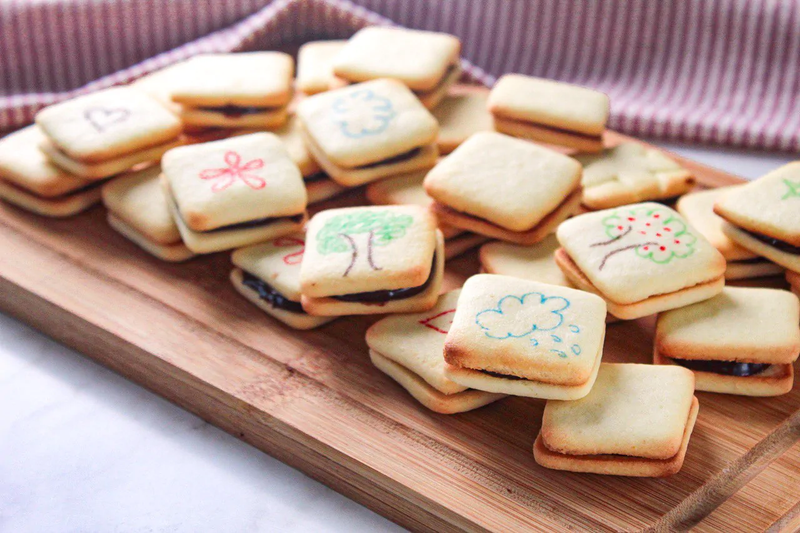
[300,205,444,317]
[556,202,726,320]
[714,162,800,274]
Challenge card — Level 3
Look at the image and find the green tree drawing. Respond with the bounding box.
[316,211,414,276]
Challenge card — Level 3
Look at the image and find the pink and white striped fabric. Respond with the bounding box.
[1,0,798,151]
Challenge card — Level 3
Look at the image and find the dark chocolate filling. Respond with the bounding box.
[304,172,328,183]
[1,177,103,199]
[672,358,771,377]
[198,105,277,119]
[354,147,422,170]
[333,254,436,303]
[734,257,773,264]
[241,271,305,314]
[478,370,526,381]
[203,213,304,233]
[742,228,800,255]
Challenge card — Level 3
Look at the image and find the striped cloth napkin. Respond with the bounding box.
[1,0,797,151]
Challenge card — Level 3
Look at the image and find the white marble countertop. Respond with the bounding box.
[0,142,794,533]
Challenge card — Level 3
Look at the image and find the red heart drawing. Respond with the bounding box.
[84,107,131,132]
[418,309,456,335]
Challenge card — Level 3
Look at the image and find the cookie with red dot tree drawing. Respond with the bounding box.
[555,202,726,320]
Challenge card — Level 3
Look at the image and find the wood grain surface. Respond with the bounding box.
[1,125,799,532]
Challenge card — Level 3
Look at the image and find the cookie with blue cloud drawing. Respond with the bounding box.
[424,132,582,245]
[714,162,800,275]
[36,87,183,179]
[297,79,439,186]
[442,274,607,400]
[332,27,461,109]
[555,202,726,320]
[366,290,505,413]
[161,132,307,254]
[677,187,783,280]
[534,363,698,477]
[300,205,443,316]
[489,74,609,153]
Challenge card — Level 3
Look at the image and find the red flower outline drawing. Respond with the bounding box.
[418,309,456,335]
[199,151,266,192]
[273,237,305,265]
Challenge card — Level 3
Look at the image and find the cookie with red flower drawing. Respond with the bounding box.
[555,202,726,320]
[161,132,307,254]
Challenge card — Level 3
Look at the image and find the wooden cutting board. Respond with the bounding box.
[2,126,799,532]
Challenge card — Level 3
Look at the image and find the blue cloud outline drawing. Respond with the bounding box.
[332,89,396,139]
[475,292,570,340]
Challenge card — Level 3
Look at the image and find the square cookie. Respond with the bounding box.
[231,233,335,330]
[443,274,606,400]
[162,132,307,253]
[0,125,102,217]
[655,287,800,396]
[489,74,609,152]
[297,79,439,186]
[577,143,695,210]
[365,169,488,258]
[677,187,783,280]
[300,205,443,316]
[432,90,494,154]
[534,363,698,477]
[714,163,800,274]
[366,289,505,413]
[424,132,582,244]
[36,87,182,170]
[102,165,195,262]
[297,40,347,95]
[333,27,461,108]
[479,234,571,288]
[556,202,726,319]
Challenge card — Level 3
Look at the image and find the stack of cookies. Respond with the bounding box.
[2,25,798,481]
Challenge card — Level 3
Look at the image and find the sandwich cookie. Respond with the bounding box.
[655,287,800,396]
[443,274,606,400]
[36,87,183,179]
[366,290,506,413]
[300,205,443,316]
[577,143,695,210]
[102,165,195,262]
[170,52,293,130]
[161,132,307,254]
[332,27,462,109]
[365,169,488,259]
[555,203,726,320]
[534,363,698,477]
[272,115,346,204]
[231,233,335,330]
[296,40,347,95]
[714,163,800,276]
[488,74,609,153]
[431,90,494,154]
[678,187,783,280]
[424,131,583,245]
[0,126,102,217]
[297,79,439,186]
[479,235,571,288]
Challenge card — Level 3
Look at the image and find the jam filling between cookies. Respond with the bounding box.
[1,177,102,199]
[197,105,279,119]
[496,114,603,141]
[672,358,770,377]
[241,271,306,314]
[191,213,303,233]
[413,63,458,96]
[742,228,800,255]
[304,172,328,183]
[333,254,436,303]
[477,370,526,381]
[354,147,422,170]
